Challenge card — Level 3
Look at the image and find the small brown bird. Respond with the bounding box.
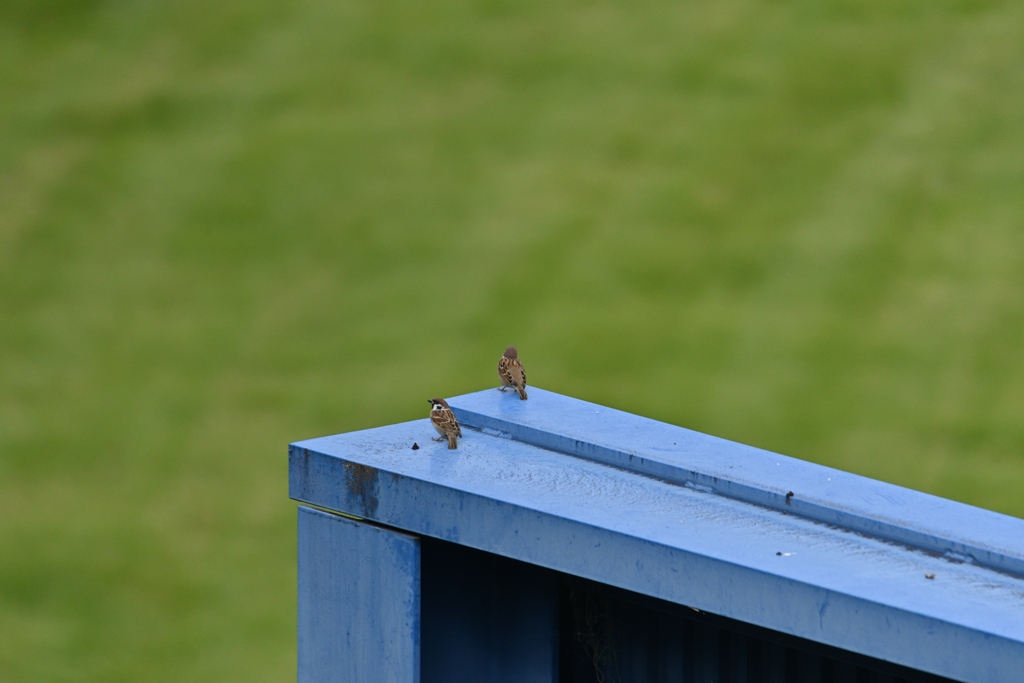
[428,398,461,449]
[498,345,528,400]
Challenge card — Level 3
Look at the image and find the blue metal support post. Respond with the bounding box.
[297,506,421,683]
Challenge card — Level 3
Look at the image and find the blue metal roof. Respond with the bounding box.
[290,387,1024,683]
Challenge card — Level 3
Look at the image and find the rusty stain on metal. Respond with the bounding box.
[344,461,380,516]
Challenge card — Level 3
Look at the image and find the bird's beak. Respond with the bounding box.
[427,399,433,404]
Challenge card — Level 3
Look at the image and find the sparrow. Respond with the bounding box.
[428,398,461,449]
[498,345,528,400]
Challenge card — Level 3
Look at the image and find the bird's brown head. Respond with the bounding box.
[503,345,518,359]
[428,398,450,409]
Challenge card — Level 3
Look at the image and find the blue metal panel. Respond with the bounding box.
[449,387,1024,577]
[297,506,420,683]
[290,389,1024,683]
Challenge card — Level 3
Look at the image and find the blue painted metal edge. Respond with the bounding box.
[447,387,1024,578]
[288,436,1024,683]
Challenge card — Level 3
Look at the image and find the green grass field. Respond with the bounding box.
[2,0,1024,680]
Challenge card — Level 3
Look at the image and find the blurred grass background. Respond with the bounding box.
[2,0,1024,679]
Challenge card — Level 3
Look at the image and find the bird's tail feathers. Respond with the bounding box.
[448,433,458,449]
[517,386,528,400]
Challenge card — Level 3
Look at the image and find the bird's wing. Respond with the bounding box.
[498,357,513,385]
[431,408,460,435]
[506,358,525,387]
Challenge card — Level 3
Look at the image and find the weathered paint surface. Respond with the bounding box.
[298,506,420,683]
[290,388,1024,683]
[449,387,1024,578]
